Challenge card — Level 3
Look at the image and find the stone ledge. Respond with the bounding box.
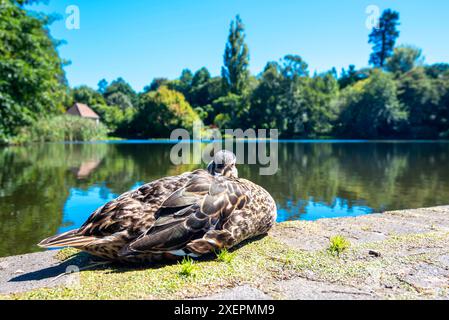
[1,206,448,300]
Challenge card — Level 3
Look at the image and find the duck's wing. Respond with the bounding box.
[38,172,195,249]
[119,175,249,256]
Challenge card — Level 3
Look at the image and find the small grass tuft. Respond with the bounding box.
[178,256,197,277]
[215,248,236,264]
[327,235,351,256]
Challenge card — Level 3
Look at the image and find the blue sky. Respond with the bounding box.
[29,0,449,92]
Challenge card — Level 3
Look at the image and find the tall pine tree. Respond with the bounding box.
[221,15,250,95]
[368,9,400,68]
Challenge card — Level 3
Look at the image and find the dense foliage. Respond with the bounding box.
[1,3,449,142]
[130,86,200,138]
[0,0,68,143]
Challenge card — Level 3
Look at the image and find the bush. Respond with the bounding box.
[14,115,109,143]
[92,104,136,134]
[131,86,200,138]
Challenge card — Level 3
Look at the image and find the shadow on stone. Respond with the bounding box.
[9,252,92,283]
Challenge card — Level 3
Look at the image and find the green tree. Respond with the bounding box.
[277,55,311,136]
[221,15,250,95]
[71,85,106,107]
[103,77,137,106]
[337,70,406,138]
[249,62,284,129]
[339,65,371,89]
[93,104,136,134]
[281,55,309,79]
[177,69,193,96]
[0,0,68,142]
[212,93,249,128]
[97,79,108,94]
[249,57,338,137]
[105,91,133,110]
[425,63,449,79]
[386,45,423,75]
[132,86,200,138]
[368,9,400,68]
[397,67,441,138]
[189,67,212,107]
[143,78,169,93]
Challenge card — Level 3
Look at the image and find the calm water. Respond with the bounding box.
[1,141,449,257]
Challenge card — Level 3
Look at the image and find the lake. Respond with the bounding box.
[1,141,449,257]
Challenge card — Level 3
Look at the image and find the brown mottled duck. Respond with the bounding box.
[38,150,277,263]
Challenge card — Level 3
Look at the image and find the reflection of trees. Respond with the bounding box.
[0,143,110,256]
[0,145,69,256]
[0,143,203,257]
[244,143,449,218]
[1,142,449,256]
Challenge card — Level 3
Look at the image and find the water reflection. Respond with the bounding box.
[0,141,449,257]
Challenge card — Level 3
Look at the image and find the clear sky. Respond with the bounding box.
[29,0,449,92]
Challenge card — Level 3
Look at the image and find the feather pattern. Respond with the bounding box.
[38,151,277,263]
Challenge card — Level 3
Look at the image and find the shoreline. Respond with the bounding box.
[1,205,448,300]
[3,138,449,147]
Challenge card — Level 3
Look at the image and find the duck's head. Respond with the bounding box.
[207,150,238,178]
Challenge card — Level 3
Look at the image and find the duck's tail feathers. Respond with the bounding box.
[38,230,97,248]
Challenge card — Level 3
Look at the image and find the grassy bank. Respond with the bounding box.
[10,115,109,145]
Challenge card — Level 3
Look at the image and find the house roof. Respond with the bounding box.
[66,103,100,119]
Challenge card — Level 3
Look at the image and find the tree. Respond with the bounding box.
[131,86,200,138]
[93,104,135,135]
[339,65,370,89]
[71,85,106,107]
[103,77,137,106]
[178,69,193,95]
[368,9,400,68]
[425,63,449,79]
[249,57,338,137]
[397,67,440,138]
[212,93,249,128]
[143,78,169,93]
[386,45,423,74]
[281,55,309,79]
[221,15,250,95]
[97,79,108,94]
[337,70,406,138]
[249,62,284,129]
[0,0,68,142]
[105,92,133,110]
[189,67,212,107]
[277,55,312,136]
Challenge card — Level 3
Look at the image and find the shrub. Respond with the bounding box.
[14,115,109,143]
[132,86,200,138]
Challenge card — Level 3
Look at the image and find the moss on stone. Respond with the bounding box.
[6,221,449,300]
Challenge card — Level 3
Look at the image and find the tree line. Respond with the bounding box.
[1,0,449,143]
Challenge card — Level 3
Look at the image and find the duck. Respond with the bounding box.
[38,150,277,263]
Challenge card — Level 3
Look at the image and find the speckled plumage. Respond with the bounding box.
[38,151,277,263]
